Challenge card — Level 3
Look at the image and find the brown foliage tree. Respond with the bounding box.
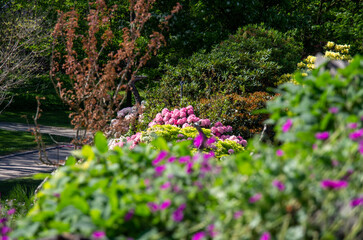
[50,0,181,142]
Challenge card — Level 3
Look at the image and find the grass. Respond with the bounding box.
[0,177,43,227]
[0,129,72,156]
[0,109,72,128]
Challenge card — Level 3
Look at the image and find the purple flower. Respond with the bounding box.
[160,200,171,210]
[168,156,176,163]
[228,149,234,154]
[0,218,7,223]
[92,231,106,239]
[7,208,15,215]
[155,165,166,175]
[124,209,134,221]
[282,119,293,132]
[179,156,191,163]
[160,182,171,190]
[260,232,271,240]
[249,193,262,203]
[186,162,194,174]
[194,181,203,189]
[349,129,363,141]
[1,226,11,235]
[331,159,339,167]
[350,197,363,207]
[276,149,284,157]
[348,123,358,129]
[194,134,203,148]
[147,202,159,212]
[207,224,217,237]
[192,231,206,240]
[272,180,285,191]
[329,107,338,114]
[153,151,168,166]
[172,203,186,222]
[2,236,10,240]
[233,211,243,219]
[315,131,330,140]
[206,137,216,147]
[53,193,60,198]
[320,179,348,189]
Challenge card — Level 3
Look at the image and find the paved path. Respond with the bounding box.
[0,122,85,180]
[0,122,82,138]
[0,145,74,180]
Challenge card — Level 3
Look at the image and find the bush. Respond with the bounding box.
[152,24,302,102]
[12,56,363,240]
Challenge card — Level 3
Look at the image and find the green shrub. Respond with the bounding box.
[152,24,302,103]
[12,56,363,239]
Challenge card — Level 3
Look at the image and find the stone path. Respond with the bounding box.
[0,122,82,180]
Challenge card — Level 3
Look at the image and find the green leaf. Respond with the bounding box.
[151,137,169,151]
[82,145,95,160]
[94,132,108,153]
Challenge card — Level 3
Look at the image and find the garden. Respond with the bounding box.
[0,0,362,239]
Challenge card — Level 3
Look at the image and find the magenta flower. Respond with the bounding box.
[228,149,234,154]
[315,131,330,140]
[160,182,171,190]
[172,203,186,222]
[349,129,363,141]
[2,236,10,240]
[260,232,271,240]
[186,162,194,174]
[249,193,262,203]
[194,134,203,148]
[276,149,284,157]
[7,209,15,215]
[179,156,191,163]
[147,202,159,212]
[1,226,11,235]
[154,165,166,175]
[92,231,106,239]
[282,119,293,132]
[272,180,285,191]
[192,231,206,240]
[320,179,348,189]
[0,218,7,223]
[168,156,176,162]
[329,107,338,114]
[350,197,363,207]
[152,151,168,166]
[160,200,171,210]
[233,211,243,219]
[206,137,216,146]
[348,123,358,129]
[207,224,217,237]
[124,209,134,221]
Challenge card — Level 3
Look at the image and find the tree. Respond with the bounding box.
[0,5,48,113]
[50,0,181,142]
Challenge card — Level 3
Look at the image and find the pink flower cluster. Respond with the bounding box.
[149,106,211,128]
